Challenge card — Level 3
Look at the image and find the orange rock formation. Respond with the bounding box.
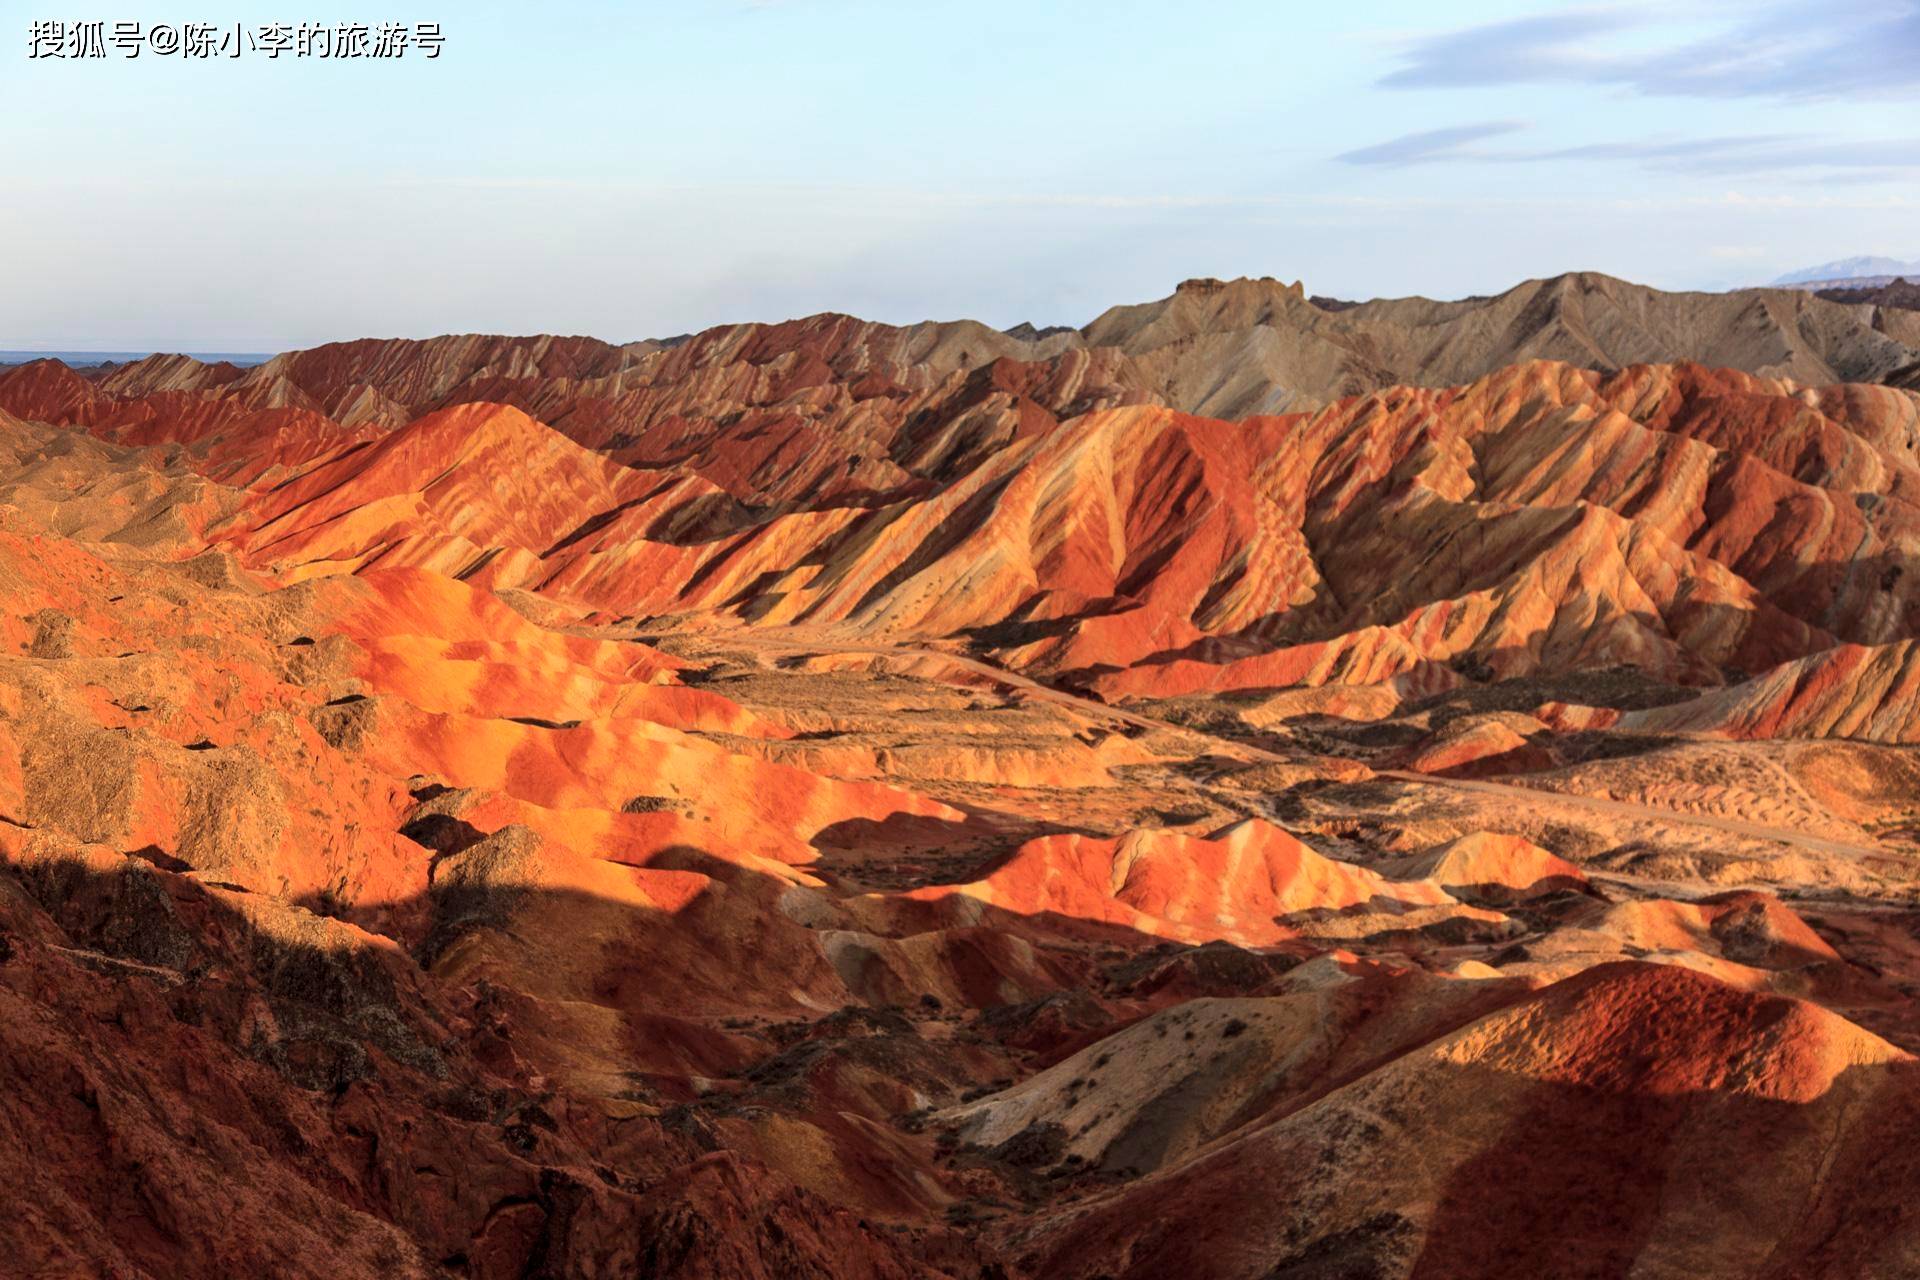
[4,281,1920,1275]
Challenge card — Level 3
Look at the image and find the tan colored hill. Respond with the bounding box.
[1081,271,1920,414]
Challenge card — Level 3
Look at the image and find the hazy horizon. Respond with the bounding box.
[5,259,1918,358]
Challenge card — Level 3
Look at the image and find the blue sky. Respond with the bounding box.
[3,0,1917,349]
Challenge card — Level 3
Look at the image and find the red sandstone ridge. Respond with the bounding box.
[1014,963,1920,1280]
[46,358,1898,708]
[1613,639,1920,742]
[7,286,1920,1276]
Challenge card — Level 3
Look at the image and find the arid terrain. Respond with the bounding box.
[6,275,1920,1278]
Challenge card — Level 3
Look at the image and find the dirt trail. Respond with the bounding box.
[723,634,1898,865]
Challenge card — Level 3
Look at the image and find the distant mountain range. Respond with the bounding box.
[1772,256,1920,287]
[0,350,270,369]
[6,272,1915,432]
[1817,278,1920,312]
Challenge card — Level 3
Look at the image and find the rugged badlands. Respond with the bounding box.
[6,276,1920,1278]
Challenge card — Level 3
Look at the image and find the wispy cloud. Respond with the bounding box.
[1665,137,1920,174]
[1377,11,1631,90]
[1334,121,1529,166]
[1380,1,1920,101]
[1336,121,1920,176]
